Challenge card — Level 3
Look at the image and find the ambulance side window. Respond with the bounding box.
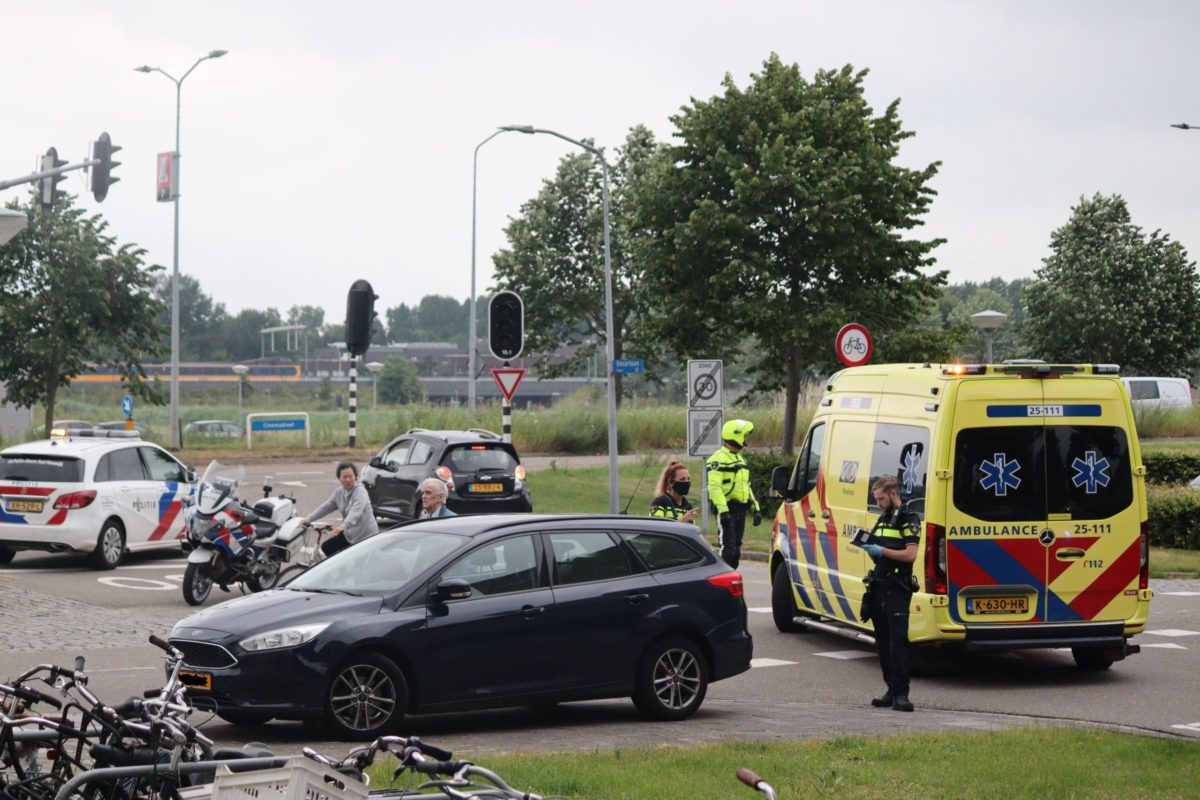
[796,423,826,496]
[869,424,930,516]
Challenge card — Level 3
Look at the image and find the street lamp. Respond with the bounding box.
[469,127,524,414]
[231,364,249,426]
[135,49,228,449]
[366,361,384,435]
[970,310,1008,363]
[502,125,620,513]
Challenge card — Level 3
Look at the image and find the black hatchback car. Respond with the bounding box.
[360,429,532,521]
[168,514,752,738]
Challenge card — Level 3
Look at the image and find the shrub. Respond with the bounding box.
[1146,485,1200,550]
[1142,449,1200,486]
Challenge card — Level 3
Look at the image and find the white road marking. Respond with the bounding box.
[280,481,307,487]
[0,562,187,575]
[81,667,160,674]
[97,576,176,590]
[1141,643,1187,650]
[274,471,324,476]
[1157,591,1200,597]
[1144,629,1200,637]
[751,658,798,668]
[1170,722,1200,734]
[815,650,874,660]
[748,606,772,613]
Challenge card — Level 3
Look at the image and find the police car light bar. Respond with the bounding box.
[75,429,140,439]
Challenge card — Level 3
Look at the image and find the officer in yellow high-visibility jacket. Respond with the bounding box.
[706,419,761,568]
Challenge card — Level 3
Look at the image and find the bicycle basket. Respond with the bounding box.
[210,756,367,800]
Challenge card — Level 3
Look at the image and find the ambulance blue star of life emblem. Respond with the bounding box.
[901,448,923,494]
[979,453,1021,497]
[1071,451,1111,494]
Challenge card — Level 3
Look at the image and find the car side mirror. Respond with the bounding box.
[432,578,472,602]
[368,455,398,473]
[185,466,197,483]
[771,465,798,502]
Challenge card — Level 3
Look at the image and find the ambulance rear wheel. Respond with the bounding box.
[1071,647,1114,671]
[771,561,805,633]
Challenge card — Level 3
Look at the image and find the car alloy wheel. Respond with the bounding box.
[91,522,125,570]
[633,636,708,721]
[326,653,407,739]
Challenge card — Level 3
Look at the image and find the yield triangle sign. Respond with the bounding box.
[492,368,526,403]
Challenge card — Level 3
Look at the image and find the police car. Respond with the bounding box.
[0,429,194,569]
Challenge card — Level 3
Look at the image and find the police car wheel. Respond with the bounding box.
[0,546,14,565]
[1071,647,1114,671]
[632,636,708,721]
[771,562,805,633]
[91,521,125,570]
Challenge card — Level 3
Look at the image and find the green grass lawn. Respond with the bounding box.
[365,727,1200,799]
[528,463,1199,576]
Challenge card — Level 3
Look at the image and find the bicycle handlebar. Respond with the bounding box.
[1,680,63,710]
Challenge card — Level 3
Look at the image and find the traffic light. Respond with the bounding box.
[91,132,121,202]
[345,279,377,357]
[488,290,524,361]
[38,147,67,212]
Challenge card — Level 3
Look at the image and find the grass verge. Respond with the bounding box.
[366,728,1200,799]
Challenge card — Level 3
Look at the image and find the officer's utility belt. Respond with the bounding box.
[726,500,750,511]
[865,569,918,594]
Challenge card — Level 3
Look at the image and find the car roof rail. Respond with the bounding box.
[405,428,447,440]
[465,428,501,440]
[75,428,140,439]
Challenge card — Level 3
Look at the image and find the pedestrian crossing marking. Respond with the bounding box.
[1141,643,1187,650]
[815,650,874,660]
[748,607,772,613]
[1144,629,1199,637]
[1157,591,1200,597]
[750,658,798,668]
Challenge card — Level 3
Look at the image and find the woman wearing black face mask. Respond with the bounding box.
[650,459,697,523]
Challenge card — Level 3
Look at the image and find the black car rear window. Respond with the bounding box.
[0,455,85,483]
[954,425,1132,522]
[621,532,704,571]
[443,445,517,473]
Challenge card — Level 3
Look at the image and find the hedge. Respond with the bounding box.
[1142,450,1200,486]
[1146,486,1200,550]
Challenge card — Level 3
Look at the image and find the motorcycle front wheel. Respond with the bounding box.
[183,561,214,606]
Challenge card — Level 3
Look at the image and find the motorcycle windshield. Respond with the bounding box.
[195,460,246,516]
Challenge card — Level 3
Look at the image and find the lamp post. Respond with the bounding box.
[970,310,1008,363]
[502,125,619,513]
[135,49,228,449]
[366,361,384,435]
[231,364,249,427]
[469,128,523,414]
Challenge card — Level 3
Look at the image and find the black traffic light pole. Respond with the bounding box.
[0,132,122,210]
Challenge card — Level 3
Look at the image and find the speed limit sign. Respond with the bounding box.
[835,323,873,367]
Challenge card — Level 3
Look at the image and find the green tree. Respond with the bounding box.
[1025,194,1200,375]
[386,303,419,342]
[154,274,229,360]
[0,193,166,435]
[377,356,423,404]
[221,308,283,361]
[492,126,662,399]
[631,56,946,451]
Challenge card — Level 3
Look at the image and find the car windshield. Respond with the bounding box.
[443,445,517,473]
[0,455,85,483]
[288,530,465,594]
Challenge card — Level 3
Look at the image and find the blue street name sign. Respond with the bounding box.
[250,418,306,432]
[121,394,134,418]
[613,359,645,375]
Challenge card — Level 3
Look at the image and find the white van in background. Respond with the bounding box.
[1122,377,1194,410]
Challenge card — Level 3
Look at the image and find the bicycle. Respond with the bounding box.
[301,736,564,799]
[278,522,334,584]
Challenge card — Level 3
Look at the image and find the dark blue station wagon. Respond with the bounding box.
[169,514,753,738]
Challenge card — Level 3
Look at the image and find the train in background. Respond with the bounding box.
[73,362,302,383]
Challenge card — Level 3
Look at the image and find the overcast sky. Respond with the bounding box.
[2,1,1197,325]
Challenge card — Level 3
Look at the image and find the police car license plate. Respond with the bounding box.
[178,671,212,691]
[470,483,503,494]
[6,499,44,513]
[968,596,1028,614]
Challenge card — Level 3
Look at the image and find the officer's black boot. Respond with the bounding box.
[871,691,893,708]
[892,695,914,712]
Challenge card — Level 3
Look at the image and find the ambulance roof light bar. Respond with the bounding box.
[942,364,987,376]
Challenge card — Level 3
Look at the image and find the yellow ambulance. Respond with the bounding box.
[769,362,1152,669]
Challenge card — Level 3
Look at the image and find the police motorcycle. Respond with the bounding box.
[180,461,307,606]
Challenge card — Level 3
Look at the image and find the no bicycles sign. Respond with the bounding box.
[835,323,873,367]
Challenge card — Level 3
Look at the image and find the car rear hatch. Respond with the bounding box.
[441,443,524,498]
[944,367,1141,633]
[0,454,87,526]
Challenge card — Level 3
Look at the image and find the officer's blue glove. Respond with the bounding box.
[864,544,884,562]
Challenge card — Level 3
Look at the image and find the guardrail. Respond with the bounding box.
[245,412,311,449]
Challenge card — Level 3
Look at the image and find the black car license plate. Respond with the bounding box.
[178,671,212,691]
[470,483,503,494]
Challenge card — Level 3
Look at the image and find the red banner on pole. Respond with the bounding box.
[492,368,525,403]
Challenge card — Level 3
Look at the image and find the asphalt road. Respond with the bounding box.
[0,459,1197,760]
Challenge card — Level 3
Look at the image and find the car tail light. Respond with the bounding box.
[924,522,947,595]
[707,571,744,598]
[435,465,455,490]
[1139,520,1149,590]
[514,465,526,482]
[469,445,487,450]
[53,490,96,510]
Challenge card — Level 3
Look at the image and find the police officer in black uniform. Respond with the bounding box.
[861,474,921,712]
